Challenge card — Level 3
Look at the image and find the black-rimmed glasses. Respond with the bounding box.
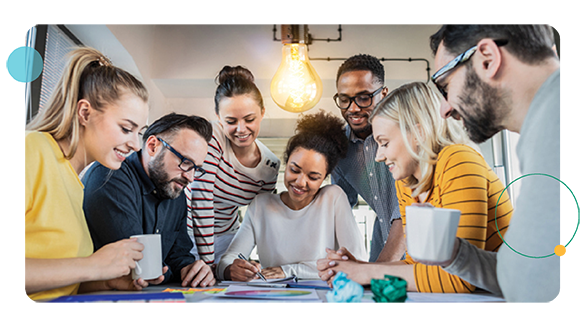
[157,137,206,178]
[432,39,508,100]
[333,86,384,110]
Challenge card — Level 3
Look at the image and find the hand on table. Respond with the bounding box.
[106,266,168,291]
[318,260,372,287]
[181,260,216,287]
[261,266,285,279]
[317,247,357,284]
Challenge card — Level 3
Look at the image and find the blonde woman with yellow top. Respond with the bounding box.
[317,82,513,293]
[25,47,157,301]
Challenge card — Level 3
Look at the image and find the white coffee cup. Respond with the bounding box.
[405,206,461,262]
[130,234,162,280]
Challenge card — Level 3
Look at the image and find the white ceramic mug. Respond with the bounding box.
[405,206,461,262]
[130,234,162,280]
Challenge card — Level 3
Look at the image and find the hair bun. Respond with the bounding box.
[216,65,255,85]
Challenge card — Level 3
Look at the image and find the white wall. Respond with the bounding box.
[98,24,442,131]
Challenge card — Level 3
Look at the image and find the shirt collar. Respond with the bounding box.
[127,150,156,196]
[345,125,373,144]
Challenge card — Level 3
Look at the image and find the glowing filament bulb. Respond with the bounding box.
[270,43,322,113]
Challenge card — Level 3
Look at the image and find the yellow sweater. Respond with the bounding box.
[25,132,93,301]
[397,144,513,293]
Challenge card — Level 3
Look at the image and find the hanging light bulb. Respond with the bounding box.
[270,25,323,113]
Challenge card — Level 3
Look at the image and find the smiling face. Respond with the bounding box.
[281,147,328,210]
[148,128,208,199]
[372,115,420,182]
[336,70,387,139]
[434,42,507,143]
[217,94,264,150]
[83,91,149,170]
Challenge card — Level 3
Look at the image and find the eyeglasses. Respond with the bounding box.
[333,86,385,110]
[432,39,508,99]
[157,137,206,178]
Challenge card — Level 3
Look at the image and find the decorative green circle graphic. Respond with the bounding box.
[495,173,579,258]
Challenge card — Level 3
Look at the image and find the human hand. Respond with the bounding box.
[89,238,144,280]
[412,237,461,267]
[181,260,216,287]
[261,266,285,279]
[105,266,168,291]
[318,258,374,287]
[326,247,356,262]
[228,258,262,281]
[323,260,372,286]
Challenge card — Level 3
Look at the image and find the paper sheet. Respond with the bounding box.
[214,285,321,301]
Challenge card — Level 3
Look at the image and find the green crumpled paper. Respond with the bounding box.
[370,275,407,302]
[326,272,364,303]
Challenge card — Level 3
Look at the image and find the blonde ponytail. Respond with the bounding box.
[26,47,148,159]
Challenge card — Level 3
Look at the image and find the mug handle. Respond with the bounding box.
[134,261,142,275]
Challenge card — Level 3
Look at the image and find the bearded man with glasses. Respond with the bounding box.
[425,25,560,302]
[82,113,217,289]
[326,54,404,264]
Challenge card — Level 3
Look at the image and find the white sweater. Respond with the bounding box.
[217,184,367,280]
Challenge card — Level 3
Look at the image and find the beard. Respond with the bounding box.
[345,113,372,137]
[457,68,508,144]
[148,151,189,199]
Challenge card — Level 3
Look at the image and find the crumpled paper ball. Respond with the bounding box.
[325,272,364,303]
[370,275,407,302]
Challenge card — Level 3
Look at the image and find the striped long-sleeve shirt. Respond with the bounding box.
[187,121,280,264]
[398,144,513,293]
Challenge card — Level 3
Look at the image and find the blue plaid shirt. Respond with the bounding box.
[331,126,401,262]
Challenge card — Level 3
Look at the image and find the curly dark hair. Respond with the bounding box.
[283,110,348,175]
[336,54,385,86]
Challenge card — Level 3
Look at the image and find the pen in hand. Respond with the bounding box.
[238,253,267,281]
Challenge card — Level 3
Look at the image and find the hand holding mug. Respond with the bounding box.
[130,234,162,280]
[88,238,144,280]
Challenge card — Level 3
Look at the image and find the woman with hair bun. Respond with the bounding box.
[217,110,367,281]
[26,47,151,300]
[187,66,280,266]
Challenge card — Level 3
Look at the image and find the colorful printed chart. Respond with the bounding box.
[225,289,311,297]
[217,285,320,301]
[162,287,226,294]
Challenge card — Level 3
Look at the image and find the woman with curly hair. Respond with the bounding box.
[217,110,367,281]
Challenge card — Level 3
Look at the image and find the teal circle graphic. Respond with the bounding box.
[495,173,580,258]
[6,39,43,91]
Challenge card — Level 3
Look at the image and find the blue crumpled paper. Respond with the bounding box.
[325,272,364,303]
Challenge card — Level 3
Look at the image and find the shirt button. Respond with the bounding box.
[374,196,378,200]
[366,146,369,151]
[156,229,159,233]
[369,173,373,177]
